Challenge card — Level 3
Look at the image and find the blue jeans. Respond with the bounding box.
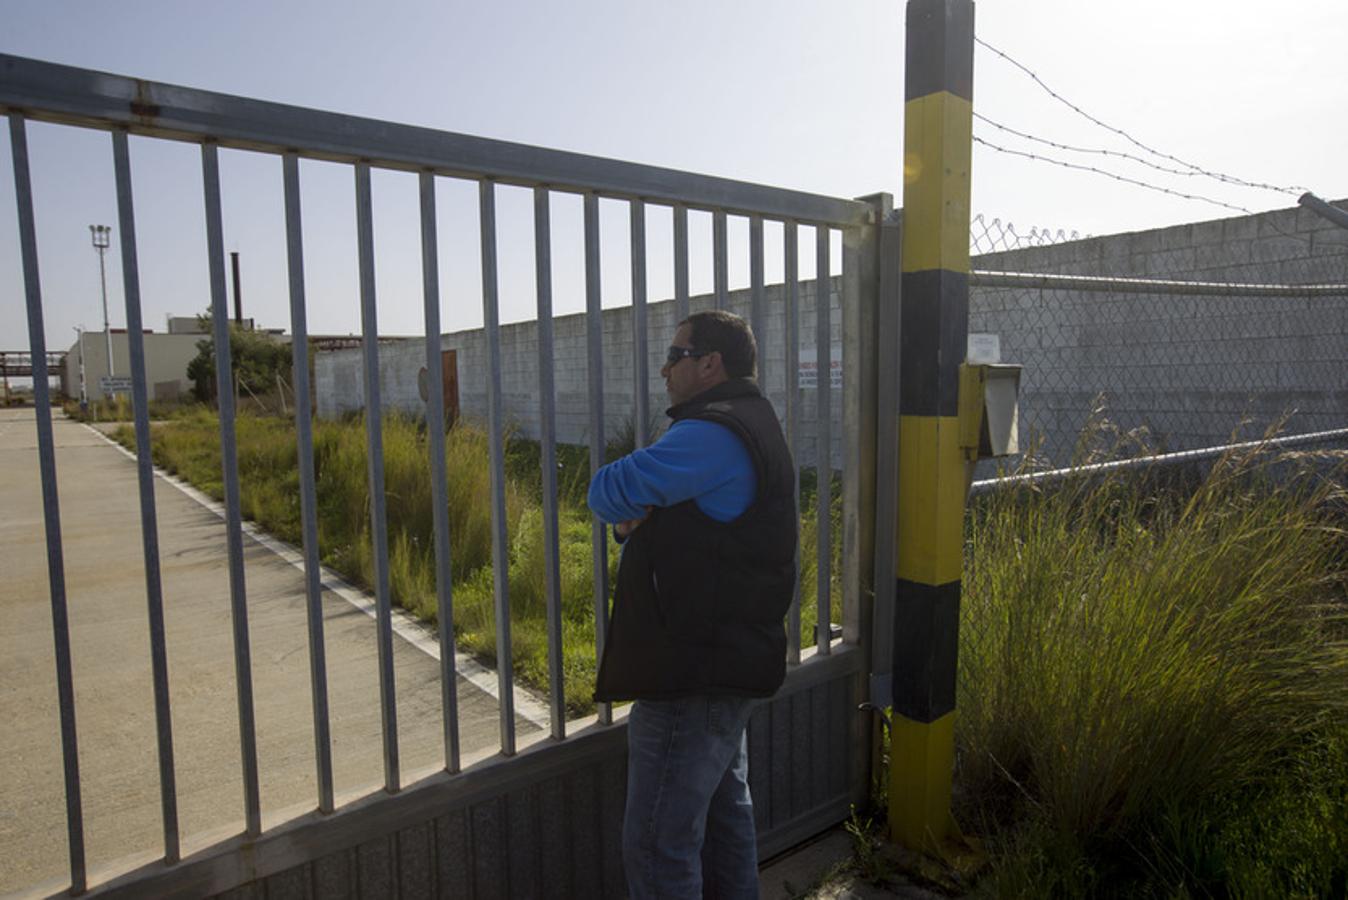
[623,695,760,899]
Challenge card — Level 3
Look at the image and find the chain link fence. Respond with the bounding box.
[967,206,1348,470]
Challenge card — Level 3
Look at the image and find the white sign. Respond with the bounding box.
[99,376,133,395]
[798,347,842,390]
[967,333,1002,364]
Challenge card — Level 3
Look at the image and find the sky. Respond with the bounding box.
[3,0,1346,356]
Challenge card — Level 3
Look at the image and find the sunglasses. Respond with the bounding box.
[665,345,709,367]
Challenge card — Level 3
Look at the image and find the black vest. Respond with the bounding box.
[593,378,797,702]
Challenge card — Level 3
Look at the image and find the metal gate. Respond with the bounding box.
[4,53,889,897]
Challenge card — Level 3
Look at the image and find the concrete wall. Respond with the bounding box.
[314,201,1347,469]
[316,277,846,468]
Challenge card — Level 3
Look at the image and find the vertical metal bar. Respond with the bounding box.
[750,215,766,388]
[713,209,729,310]
[112,130,180,860]
[784,221,802,665]
[9,112,86,894]
[354,161,401,790]
[283,153,336,808]
[479,179,517,756]
[202,142,262,831]
[815,226,832,655]
[534,187,566,740]
[674,203,690,323]
[870,210,902,707]
[846,198,889,810]
[419,172,462,772]
[840,218,871,647]
[585,192,612,726]
[631,199,649,448]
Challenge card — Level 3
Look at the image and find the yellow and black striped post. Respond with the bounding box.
[889,0,974,851]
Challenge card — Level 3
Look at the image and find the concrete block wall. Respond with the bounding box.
[970,200,1347,466]
[316,200,1346,471]
[316,277,846,468]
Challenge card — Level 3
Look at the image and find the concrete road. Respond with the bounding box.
[0,408,543,895]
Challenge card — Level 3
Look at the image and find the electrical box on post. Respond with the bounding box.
[958,362,1021,461]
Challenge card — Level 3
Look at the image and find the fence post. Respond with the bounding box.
[890,0,974,851]
[845,192,892,805]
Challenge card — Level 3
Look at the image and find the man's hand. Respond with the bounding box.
[615,507,653,539]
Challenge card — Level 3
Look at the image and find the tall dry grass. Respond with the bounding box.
[959,438,1348,896]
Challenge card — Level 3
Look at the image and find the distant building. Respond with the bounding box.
[63,316,288,403]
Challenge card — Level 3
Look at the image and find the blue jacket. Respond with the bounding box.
[587,419,757,526]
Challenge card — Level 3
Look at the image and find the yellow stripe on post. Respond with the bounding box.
[889,712,957,848]
[901,91,973,276]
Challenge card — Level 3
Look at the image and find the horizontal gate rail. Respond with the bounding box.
[0,53,871,228]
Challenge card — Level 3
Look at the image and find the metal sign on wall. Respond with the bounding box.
[99,375,133,394]
[797,346,842,390]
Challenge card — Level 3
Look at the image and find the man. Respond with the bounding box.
[588,310,797,899]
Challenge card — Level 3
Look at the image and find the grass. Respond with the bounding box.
[102,404,1346,893]
[956,435,1348,897]
[62,395,197,422]
[110,409,842,718]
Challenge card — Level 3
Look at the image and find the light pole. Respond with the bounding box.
[89,223,114,380]
[74,325,88,416]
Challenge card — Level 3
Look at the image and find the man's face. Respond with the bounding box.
[661,323,704,407]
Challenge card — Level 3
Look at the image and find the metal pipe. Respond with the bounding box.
[89,223,115,379]
[282,153,336,810]
[534,186,567,740]
[10,111,87,894]
[631,199,649,448]
[354,162,401,791]
[674,203,690,324]
[815,227,832,654]
[584,192,612,726]
[202,141,262,834]
[784,221,801,665]
[970,269,1347,297]
[971,426,1348,495]
[749,214,765,387]
[230,251,243,326]
[479,179,518,756]
[112,129,180,861]
[419,172,462,772]
[869,212,902,703]
[1298,192,1348,231]
[714,209,728,310]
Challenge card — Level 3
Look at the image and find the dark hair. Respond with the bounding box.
[682,310,757,379]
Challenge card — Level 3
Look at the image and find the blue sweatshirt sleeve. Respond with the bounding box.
[587,419,756,524]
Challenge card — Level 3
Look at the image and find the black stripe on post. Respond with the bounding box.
[891,579,960,723]
[904,0,976,101]
[898,270,969,417]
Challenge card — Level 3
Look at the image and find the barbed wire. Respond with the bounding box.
[974,37,1310,197]
[975,113,1240,184]
[972,135,1256,216]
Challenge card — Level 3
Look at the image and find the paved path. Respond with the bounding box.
[0,408,542,895]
